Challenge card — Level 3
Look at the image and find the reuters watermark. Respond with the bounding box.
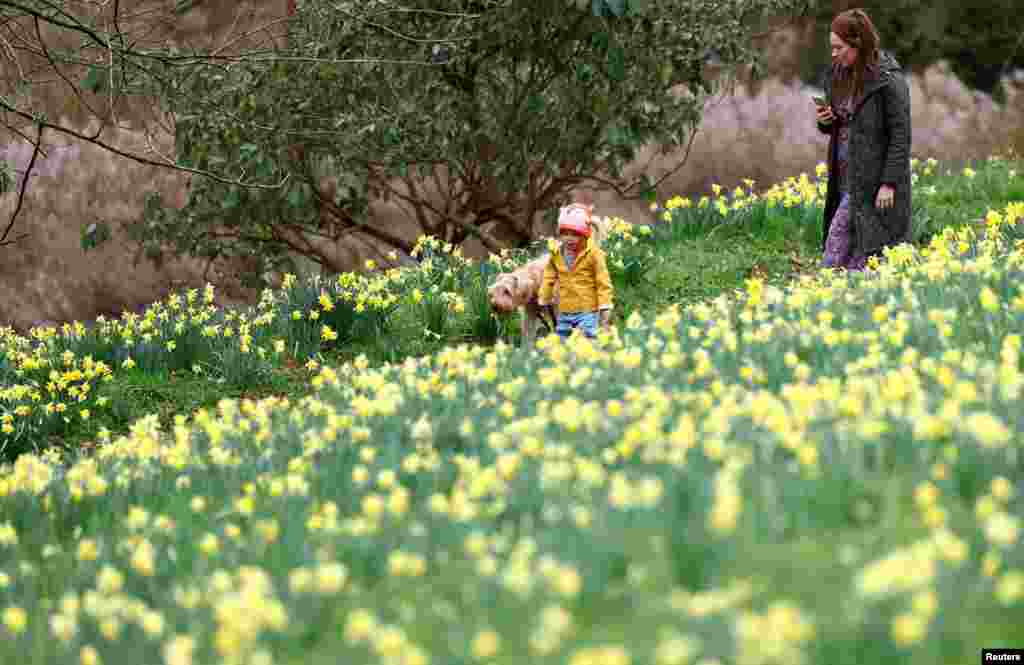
[984,649,1024,664]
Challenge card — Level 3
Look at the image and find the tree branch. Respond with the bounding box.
[0,120,41,246]
[575,122,702,201]
[0,96,290,189]
[0,0,110,50]
[372,164,504,253]
[333,4,480,45]
[32,14,108,139]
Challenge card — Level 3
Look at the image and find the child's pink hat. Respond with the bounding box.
[558,204,592,237]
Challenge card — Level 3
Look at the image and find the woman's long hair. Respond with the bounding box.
[830,9,881,103]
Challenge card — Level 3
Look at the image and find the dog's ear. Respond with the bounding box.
[590,216,607,248]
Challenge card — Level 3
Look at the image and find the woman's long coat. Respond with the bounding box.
[817,51,912,257]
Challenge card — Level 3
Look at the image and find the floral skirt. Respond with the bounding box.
[821,193,868,271]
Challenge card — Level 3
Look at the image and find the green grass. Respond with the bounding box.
[0,155,1022,665]
[64,366,309,451]
[22,154,1020,459]
[629,228,815,317]
[912,160,1024,243]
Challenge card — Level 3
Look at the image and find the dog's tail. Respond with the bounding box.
[590,216,608,248]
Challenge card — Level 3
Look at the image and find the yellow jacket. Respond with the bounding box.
[537,239,614,313]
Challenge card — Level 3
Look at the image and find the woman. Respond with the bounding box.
[815,9,912,271]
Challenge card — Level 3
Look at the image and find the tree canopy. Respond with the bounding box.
[2,0,812,285]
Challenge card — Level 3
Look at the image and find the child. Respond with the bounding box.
[537,197,613,339]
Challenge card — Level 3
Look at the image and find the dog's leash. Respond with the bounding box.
[538,304,557,335]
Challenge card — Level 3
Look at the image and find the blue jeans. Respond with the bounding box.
[556,311,600,339]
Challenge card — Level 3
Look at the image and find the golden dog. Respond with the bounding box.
[488,216,607,345]
[488,255,557,345]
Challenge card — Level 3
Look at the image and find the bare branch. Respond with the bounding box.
[0,121,49,159]
[210,1,246,57]
[365,7,482,19]
[629,125,701,198]
[197,55,442,67]
[209,15,292,58]
[31,15,108,139]
[105,8,119,130]
[333,4,479,45]
[0,96,290,189]
[0,30,25,80]
[374,165,505,253]
[0,0,112,51]
[0,120,41,246]
[4,0,437,72]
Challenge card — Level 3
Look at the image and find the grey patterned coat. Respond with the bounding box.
[817,51,912,257]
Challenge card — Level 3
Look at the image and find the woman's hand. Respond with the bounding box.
[815,104,835,125]
[875,184,895,210]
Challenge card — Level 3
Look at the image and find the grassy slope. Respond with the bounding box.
[46,157,1024,455]
[59,226,820,455]
[2,157,1022,665]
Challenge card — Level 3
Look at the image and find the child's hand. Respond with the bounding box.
[599,310,611,328]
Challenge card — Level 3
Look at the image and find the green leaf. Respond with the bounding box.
[286,185,306,208]
[80,221,111,252]
[608,46,626,81]
[108,0,823,280]
[81,66,104,93]
[173,0,204,15]
[629,172,655,201]
[605,0,626,17]
[223,188,242,209]
[606,124,635,146]
[253,158,273,178]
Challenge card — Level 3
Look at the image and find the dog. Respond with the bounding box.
[488,215,608,346]
[488,255,559,345]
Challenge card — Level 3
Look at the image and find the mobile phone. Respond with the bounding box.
[812,95,829,107]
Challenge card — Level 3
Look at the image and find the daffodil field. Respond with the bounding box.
[0,156,1022,665]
